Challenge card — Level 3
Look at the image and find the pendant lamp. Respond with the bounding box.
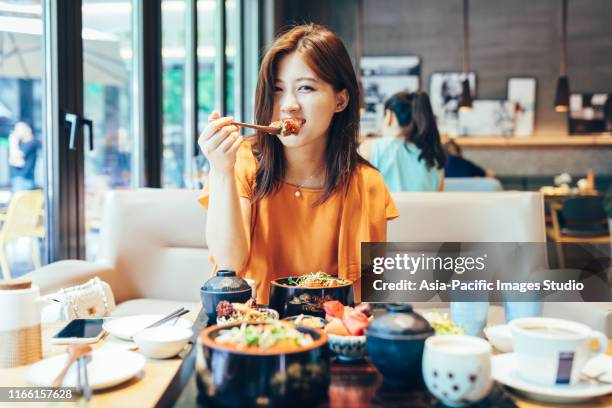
[554,0,570,112]
[459,0,472,111]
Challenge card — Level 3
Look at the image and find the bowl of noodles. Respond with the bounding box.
[196,321,330,407]
[269,272,354,318]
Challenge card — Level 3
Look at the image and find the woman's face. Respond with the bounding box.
[272,51,348,148]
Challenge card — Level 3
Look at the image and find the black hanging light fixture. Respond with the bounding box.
[459,0,472,111]
[554,0,570,112]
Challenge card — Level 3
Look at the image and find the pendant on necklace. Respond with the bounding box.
[294,190,301,198]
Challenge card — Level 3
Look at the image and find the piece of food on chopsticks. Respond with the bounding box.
[286,271,351,288]
[214,321,314,351]
[270,118,302,136]
[215,299,278,324]
[323,300,373,336]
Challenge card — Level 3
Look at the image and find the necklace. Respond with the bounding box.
[294,167,323,198]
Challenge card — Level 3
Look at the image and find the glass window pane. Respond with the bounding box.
[225,0,237,116]
[197,0,217,131]
[0,1,48,280]
[82,0,133,260]
[162,0,186,188]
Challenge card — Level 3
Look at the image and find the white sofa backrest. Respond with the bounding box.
[444,177,503,192]
[95,190,545,303]
[98,188,209,303]
[388,192,546,242]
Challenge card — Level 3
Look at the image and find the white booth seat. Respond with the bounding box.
[443,177,503,192]
[25,190,611,335]
[27,189,208,316]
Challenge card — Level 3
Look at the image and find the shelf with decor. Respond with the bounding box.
[446,136,612,148]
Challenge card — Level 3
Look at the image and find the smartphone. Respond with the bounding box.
[50,318,106,344]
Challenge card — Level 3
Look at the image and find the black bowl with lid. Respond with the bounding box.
[200,270,252,322]
[365,304,434,389]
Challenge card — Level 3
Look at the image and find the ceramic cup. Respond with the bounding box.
[504,301,542,322]
[0,284,42,367]
[450,301,489,337]
[422,335,493,407]
[510,317,608,386]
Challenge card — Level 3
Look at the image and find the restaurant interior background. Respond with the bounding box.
[0,0,610,281]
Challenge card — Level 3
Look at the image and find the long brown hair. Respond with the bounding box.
[384,91,447,169]
[253,23,370,205]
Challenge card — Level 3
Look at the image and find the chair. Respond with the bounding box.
[0,189,45,280]
[389,192,612,336]
[25,189,209,316]
[548,196,610,268]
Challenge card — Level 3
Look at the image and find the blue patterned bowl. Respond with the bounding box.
[327,333,367,362]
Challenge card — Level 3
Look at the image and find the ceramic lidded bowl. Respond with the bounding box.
[196,322,331,408]
[365,304,434,389]
[200,270,252,323]
[268,277,354,318]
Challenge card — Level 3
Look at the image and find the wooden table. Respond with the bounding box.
[0,309,200,408]
[1,308,610,407]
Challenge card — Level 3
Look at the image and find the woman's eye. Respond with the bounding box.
[298,85,314,92]
[273,87,283,93]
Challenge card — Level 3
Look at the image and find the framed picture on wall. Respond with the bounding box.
[568,93,612,134]
[507,77,536,137]
[429,72,476,137]
[359,56,421,136]
[458,100,515,136]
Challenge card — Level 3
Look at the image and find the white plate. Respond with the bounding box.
[103,314,192,341]
[27,348,146,390]
[492,353,612,403]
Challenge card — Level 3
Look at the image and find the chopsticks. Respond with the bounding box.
[52,344,93,401]
[128,308,190,341]
[52,345,91,387]
[143,307,190,330]
[231,121,281,135]
[77,354,93,401]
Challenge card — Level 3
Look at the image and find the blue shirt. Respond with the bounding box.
[370,138,443,192]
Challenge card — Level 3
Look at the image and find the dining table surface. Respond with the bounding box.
[0,306,610,408]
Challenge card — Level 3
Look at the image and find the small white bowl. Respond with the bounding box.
[484,324,513,353]
[133,326,193,359]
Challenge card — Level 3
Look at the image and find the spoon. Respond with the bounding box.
[52,344,92,387]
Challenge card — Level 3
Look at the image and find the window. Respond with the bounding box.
[0,1,48,279]
[162,0,187,188]
[82,0,134,260]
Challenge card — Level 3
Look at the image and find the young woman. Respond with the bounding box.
[198,24,399,303]
[360,91,447,192]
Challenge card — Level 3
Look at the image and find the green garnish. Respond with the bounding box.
[286,272,350,287]
[424,311,465,336]
[215,321,314,350]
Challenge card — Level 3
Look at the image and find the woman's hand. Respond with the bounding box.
[198,111,243,174]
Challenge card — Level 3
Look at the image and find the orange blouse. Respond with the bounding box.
[198,142,399,303]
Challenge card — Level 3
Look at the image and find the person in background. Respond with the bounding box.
[360,91,446,192]
[8,122,40,192]
[444,140,493,178]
